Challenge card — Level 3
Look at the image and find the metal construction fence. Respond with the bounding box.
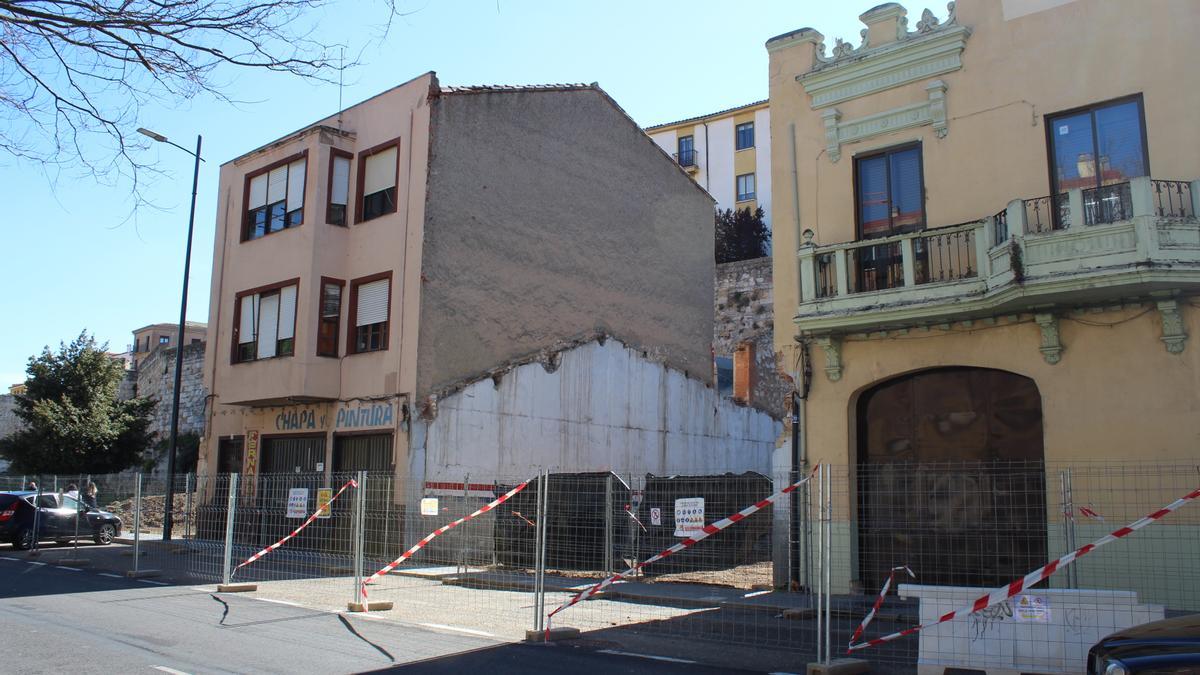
[3,460,1198,674]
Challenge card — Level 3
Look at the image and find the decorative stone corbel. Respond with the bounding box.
[813,335,844,381]
[822,108,842,162]
[926,79,948,139]
[1034,313,1063,364]
[1156,299,1188,354]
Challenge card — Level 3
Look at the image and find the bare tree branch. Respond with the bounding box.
[0,0,406,210]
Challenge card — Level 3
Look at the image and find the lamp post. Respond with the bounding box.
[137,127,203,541]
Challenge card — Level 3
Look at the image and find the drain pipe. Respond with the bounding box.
[792,340,812,590]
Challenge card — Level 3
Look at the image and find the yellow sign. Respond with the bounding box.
[316,488,333,519]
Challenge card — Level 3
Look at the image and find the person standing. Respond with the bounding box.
[82,483,99,510]
[65,483,79,501]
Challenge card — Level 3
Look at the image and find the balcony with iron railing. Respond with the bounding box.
[796,176,1200,335]
[673,148,699,172]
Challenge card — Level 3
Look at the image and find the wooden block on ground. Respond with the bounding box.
[782,607,816,620]
[58,559,90,566]
[524,627,580,642]
[807,658,870,675]
[125,569,161,579]
[216,583,257,592]
[347,601,394,612]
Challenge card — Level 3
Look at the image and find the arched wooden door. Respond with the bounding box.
[856,368,1046,590]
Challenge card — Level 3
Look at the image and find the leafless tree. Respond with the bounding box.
[0,0,399,202]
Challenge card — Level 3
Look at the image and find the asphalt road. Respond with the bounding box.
[0,554,767,674]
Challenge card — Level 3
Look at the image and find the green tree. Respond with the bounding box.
[715,206,770,264]
[0,332,155,474]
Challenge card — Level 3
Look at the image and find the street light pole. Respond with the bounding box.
[138,128,203,541]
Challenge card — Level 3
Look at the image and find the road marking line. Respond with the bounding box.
[597,650,697,665]
[152,666,191,675]
[0,556,19,561]
[55,566,83,571]
[138,579,169,585]
[99,573,123,578]
[743,589,772,598]
[27,561,47,566]
[418,622,495,638]
[250,597,303,608]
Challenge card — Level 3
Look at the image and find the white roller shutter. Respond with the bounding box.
[286,159,306,212]
[238,295,257,344]
[355,279,389,326]
[277,285,297,340]
[267,165,288,205]
[330,155,350,206]
[363,146,397,196]
[248,174,268,210]
[257,293,279,358]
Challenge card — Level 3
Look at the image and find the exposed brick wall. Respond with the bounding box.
[135,342,207,440]
[714,257,788,419]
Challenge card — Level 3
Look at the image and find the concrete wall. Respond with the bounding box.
[136,342,207,440]
[417,87,715,400]
[413,338,780,483]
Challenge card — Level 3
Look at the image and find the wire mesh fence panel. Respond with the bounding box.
[543,470,819,659]
[828,461,1200,675]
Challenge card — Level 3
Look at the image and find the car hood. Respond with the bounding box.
[1099,615,1200,665]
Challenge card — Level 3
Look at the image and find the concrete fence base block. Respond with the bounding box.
[58,559,90,567]
[806,658,870,675]
[216,583,257,593]
[524,627,581,642]
[119,550,148,557]
[125,569,162,579]
[782,608,816,620]
[347,601,394,612]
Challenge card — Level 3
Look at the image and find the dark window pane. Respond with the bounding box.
[250,207,267,239]
[238,342,256,362]
[1095,101,1146,185]
[715,357,733,398]
[268,202,286,232]
[321,283,341,318]
[362,188,396,221]
[327,203,346,227]
[736,123,754,150]
[277,337,294,357]
[286,208,303,228]
[678,135,693,154]
[890,148,923,229]
[858,155,890,237]
[1050,111,1095,192]
[355,322,387,353]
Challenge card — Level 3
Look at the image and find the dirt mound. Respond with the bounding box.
[104,494,189,529]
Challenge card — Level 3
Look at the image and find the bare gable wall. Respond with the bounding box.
[417,88,715,399]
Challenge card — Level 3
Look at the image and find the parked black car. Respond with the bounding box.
[1088,614,1200,674]
[0,491,123,549]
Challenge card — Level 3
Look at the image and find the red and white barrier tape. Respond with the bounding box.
[360,479,530,601]
[847,565,915,649]
[624,504,647,533]
[232,478,358,576]
[546,466,819,635]
[848,485,1200,653]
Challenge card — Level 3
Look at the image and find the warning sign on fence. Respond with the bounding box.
[420,497,439,516]
[286,488,308,518]
[650,507,662,526]
[1016,594,1050,623]
[674,497,704,537]
[316,488,333,518]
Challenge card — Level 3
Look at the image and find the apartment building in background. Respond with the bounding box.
[767,0,1200,598]
[200,72,779,496]
[131,321,207,369]
[646,100,772,225]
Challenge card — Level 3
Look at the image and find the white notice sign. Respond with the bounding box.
[650,507,662,526]
[1015,594,1050,623]
[286,488,308,519]
[420,497,439,516]
[674,497,705,537]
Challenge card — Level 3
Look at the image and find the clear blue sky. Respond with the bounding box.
[0,1,872,386]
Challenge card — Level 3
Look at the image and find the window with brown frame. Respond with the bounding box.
[232,279,299,363]
[348,272,391,354]
[854,143,925,239]
[317,278,344,357]
[326,149,352,226]
[356,139,400,223]
[243,152,307,241]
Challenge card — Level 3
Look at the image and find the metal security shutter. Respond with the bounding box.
[267,164,287,205]
[363,146,397,196]
[277,285,297,340]
[286,159,305,212]
[257,292,279,358]
[356,279,389,326]
[333,434,393,472]
[248,174,268,210]
[330,155,350,206]
[260,436,325,474]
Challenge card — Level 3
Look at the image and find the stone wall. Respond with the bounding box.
[715,257,788,419]
[0,394,21,440]
[135,342,207,440]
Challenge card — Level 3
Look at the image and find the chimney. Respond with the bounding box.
[860,3,908,47]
